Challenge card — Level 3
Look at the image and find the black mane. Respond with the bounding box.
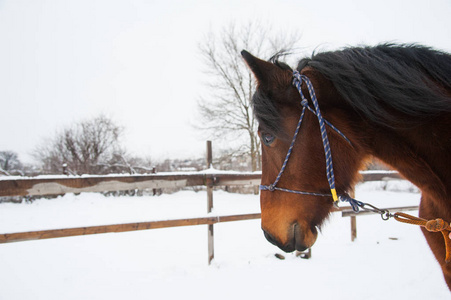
[253,44,451,136]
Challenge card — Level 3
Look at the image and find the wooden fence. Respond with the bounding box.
[0,141,411,263]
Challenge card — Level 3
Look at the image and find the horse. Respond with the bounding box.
[241,44,451,288]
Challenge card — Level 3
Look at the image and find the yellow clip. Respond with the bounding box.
[331,188,338,202]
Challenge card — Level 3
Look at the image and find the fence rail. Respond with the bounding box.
[0,213,262,244]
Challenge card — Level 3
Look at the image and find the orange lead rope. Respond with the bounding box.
[394,212,451,263]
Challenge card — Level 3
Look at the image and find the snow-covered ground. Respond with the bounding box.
[0,180,449,299]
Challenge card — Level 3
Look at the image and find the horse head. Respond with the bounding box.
[242,50,364,252]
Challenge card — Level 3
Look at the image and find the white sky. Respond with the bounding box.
[1,0,451,164]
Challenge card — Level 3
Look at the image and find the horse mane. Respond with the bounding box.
[297,44,451,127]
[252,44,451,137]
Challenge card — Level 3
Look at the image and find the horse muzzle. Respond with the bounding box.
[263,223,317,253]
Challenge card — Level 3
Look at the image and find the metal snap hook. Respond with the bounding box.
[381,210,392,221]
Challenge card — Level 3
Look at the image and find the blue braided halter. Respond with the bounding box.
[260,71,355,206]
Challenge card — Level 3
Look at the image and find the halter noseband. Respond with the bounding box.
[259,71,351,204]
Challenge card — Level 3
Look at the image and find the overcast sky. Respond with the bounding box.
[1,0,451,164]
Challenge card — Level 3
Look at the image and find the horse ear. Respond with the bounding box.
[241,50,286,88]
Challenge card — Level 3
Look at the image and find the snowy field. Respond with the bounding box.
[0,180,449,299]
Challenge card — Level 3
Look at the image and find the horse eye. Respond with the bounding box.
[261,132,275,146]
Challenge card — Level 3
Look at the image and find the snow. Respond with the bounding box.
[0,180,448,299]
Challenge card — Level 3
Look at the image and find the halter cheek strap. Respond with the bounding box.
[260,71,350,203]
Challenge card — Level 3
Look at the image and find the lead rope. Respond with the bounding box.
[394,212,451,263]
[344,193,451,263]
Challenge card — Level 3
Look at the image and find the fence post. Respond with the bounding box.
[151,167,157,196]
[350,216,357,242]
[206,141,214,264]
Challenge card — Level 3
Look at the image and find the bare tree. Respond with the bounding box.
[197,21,300,171]
[34,115,125,175]
[0,151,23,175]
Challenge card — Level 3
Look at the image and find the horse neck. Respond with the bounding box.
[361,116,451,203]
